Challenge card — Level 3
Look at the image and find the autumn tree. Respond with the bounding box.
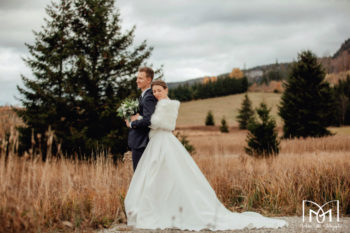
[229,68,244,78]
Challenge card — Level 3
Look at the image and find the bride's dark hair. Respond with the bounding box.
[151,80,168,89]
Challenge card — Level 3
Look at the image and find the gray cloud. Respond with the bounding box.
[1,0,350,105]
[119,0,350,79]
[0,0,48,10]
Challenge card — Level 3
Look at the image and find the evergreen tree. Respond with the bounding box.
[278,50,336,138]
[245,102,280,157]
[15,0,157,160]
[236,93,254,129]
[333,75,350,125]
[220,116,229,133]
[205,110,215,126]
[175,132,196,155]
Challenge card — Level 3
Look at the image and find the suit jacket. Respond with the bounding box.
[128,88,158,149]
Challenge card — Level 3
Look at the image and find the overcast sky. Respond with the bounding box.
[1,0,349,106]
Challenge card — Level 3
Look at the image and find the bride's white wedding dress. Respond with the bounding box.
[124,98,288,231]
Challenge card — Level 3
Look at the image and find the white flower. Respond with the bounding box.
[117,98,139,119]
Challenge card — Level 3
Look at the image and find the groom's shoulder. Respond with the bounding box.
[144,88,152,95]
[144,90,157,103]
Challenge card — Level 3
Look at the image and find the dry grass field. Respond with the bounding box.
[1,99,350,232]
[176,92,283,127]
[0,106,23,138]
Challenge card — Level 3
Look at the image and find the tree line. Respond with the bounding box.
[169,76,248,101]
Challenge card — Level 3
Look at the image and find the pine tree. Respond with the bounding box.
[236,93,254,129]
[15,0,157,160]
[175,132,196,155]
[220,116,229,133]
[333,75,350,125]
[278,50,336,138]
[205,110,215,126]
[245,102,280,157]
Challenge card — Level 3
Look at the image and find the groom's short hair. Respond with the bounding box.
[138,67,154,80]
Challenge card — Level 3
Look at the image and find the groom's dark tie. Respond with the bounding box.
[139,95,142,103]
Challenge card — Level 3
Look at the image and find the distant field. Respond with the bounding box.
[176,92,283,127]
[329,126,350,135]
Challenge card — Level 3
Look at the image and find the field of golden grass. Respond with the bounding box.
[0,106,23,139]
[325,70,350,86]
[1,99,350,232]
[176,92,283,127]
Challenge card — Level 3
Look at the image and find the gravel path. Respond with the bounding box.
[98,216,350,233]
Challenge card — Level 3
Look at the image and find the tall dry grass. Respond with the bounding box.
[179,127,350,218]
[0,151,133,233]
[192,149,350,216]
[0,106,23,139]
[1,107,350,232]
[0,107,133,232]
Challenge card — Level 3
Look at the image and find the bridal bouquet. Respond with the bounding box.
[117,98,139,121]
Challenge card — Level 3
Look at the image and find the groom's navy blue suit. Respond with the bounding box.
[128,88,157,171]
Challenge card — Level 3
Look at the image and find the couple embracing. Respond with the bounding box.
[123,67,288,231]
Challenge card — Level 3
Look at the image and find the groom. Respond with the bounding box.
[125,67,157,171]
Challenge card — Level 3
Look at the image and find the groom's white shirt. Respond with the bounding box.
[141,87,151,98]
[130,87,151,128]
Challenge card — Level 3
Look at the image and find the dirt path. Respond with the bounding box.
[98,216,350,233]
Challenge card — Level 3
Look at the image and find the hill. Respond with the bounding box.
[168,63,290,89]
[168,38,350,89]
[333,38,350,58]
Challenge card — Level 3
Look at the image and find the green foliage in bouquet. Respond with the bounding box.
[117,99,139,121]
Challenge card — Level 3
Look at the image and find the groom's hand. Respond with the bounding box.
[125,119,130,127]
[130,114,138,122]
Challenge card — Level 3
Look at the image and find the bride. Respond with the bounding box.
[124,80,288,231]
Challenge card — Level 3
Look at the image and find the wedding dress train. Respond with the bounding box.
[124,98,288,231]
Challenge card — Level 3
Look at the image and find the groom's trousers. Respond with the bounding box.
[132,147,146,171]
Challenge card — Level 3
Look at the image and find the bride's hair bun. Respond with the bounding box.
[151,80,168,89]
